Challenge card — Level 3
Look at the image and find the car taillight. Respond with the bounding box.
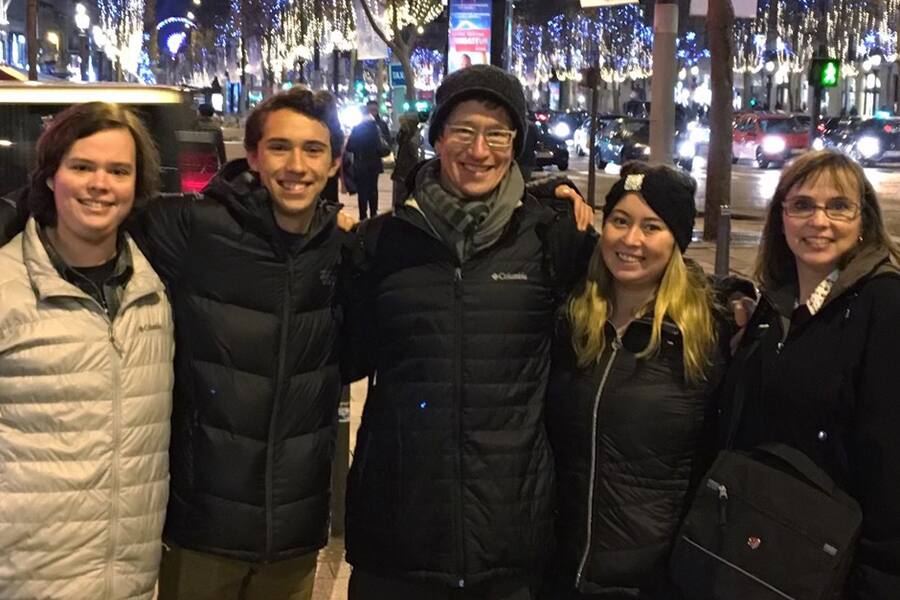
[884,125,893,133]
[178,148,218,193]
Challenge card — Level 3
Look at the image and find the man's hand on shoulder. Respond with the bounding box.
[526,175,594,232]
[336,208,358,232]
[553,184,593,232]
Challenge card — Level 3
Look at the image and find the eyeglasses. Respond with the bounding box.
[782,198,860,222]
[444,124,517,149]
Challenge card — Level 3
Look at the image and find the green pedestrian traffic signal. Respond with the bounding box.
[809,58,840,88]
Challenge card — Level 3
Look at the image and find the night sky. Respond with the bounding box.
[156,0,189,20]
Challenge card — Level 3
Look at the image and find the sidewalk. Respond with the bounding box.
[312,172,765,599]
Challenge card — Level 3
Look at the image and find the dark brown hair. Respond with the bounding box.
[243,89,343,159]
[28,102,160,227]
[755,149,900,289]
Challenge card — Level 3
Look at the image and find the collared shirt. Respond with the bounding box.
[798,269,840,316]
[37,225,133,320]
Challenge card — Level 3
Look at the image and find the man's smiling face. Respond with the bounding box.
[434,99,515,200]
[247,108,339,232]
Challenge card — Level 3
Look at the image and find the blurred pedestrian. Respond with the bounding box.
[718,150,900,598]
[367,99,391,141]
[391,111,421,207]
[196,102,227,166]
[0,102,173,599]
[543,163,729,599]
[347,105,390,219]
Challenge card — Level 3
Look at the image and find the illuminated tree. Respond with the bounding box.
[357,0,443,101]
[96,0,146,80]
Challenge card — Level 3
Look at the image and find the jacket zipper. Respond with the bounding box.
[104,308,123,599]
[266,259,293,559]
[574,335,621,589]
[452,266,466,588]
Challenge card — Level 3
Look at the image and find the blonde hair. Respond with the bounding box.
[568,242,717,384]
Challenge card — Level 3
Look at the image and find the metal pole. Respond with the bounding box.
[714,205,732,276]
[26,0,37,81]
[587,82,599,209]
[648,3,678,165]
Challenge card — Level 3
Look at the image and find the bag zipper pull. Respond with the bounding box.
[718,483,728,526]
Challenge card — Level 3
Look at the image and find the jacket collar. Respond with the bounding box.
[765,244,899,317]
[22,217,163,311]
[202,158,339,255]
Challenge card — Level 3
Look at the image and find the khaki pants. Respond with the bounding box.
[157,543,317,600]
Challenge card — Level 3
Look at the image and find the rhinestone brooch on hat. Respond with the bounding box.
[624,174,644,191]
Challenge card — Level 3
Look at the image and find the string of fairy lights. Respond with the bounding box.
[514,0,900,89]
[86,0,900,94]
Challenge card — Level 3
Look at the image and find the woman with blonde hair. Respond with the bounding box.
[720,149,900,598]
[544,162,729,598]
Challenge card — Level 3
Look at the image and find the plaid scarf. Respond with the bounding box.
[412,159,524,262]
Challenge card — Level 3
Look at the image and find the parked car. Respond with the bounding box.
[811,117,862,152]
[547,110,586,144]
[594,118,651,168]
[534,122,569,171]
[594,117,696,171]
[571,114,623,157]
[0,82,211,196]
[841,117,900,166]
[732,112,809,169]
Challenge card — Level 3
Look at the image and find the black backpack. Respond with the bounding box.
[670,326,863,600]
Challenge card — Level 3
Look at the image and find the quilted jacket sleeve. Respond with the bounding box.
[849,275,900,600]
[127,194,194,284]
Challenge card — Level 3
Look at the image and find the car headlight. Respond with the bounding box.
[339,105,362,129]
[761,136,787,155]
[552,122,571,138]
[858,136,880,158]
[640,145,651,156]
[811,137,825,151]
[678,140,696,158]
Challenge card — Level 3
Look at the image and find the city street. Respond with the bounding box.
[557,155,900,239]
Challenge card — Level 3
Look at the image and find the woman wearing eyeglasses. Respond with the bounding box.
[720,150,900,598]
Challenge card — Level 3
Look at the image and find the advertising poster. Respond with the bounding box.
[448,0,491,74]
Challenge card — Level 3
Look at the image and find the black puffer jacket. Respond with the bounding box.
[342,195,590,587]
[546,312,727,598]
[722,246,900,600]
[136,160,345,562]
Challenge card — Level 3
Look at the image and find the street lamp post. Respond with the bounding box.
[74,3,90,81]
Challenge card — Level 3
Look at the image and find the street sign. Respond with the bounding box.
[580,0,637,6]
[809,58,840,88]
[389,63,406,88]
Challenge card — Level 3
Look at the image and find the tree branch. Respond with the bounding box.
[359,0,400,55]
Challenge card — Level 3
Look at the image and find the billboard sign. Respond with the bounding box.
[448,0,491,74]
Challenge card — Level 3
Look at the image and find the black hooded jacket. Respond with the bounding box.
[135,159,346,562]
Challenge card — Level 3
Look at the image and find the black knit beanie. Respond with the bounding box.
[602,163,697,253]
[429,64,528,158]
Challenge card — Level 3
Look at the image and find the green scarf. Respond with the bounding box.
[412,159,524,263]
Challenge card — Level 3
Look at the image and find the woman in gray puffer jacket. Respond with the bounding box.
[0,102,174,600]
